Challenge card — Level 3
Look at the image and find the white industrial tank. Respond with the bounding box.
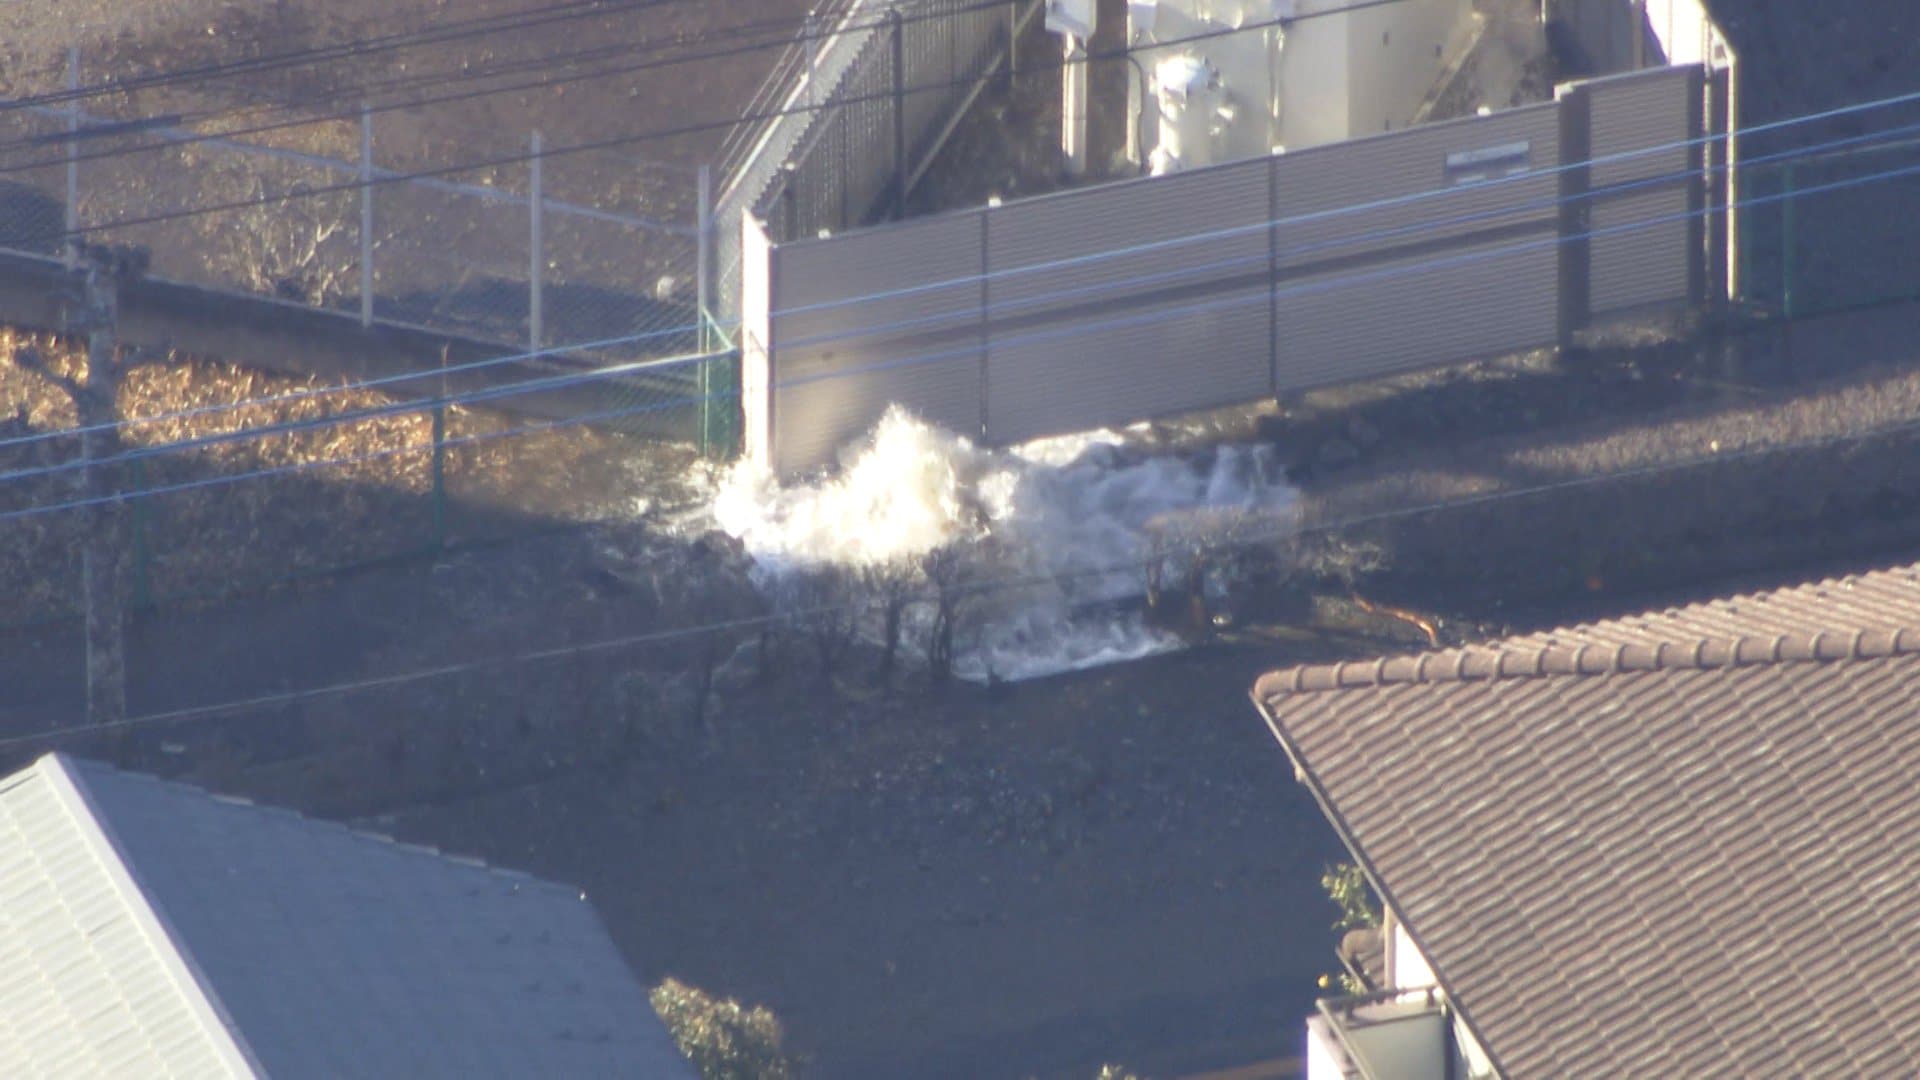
[1149,53,1227,175]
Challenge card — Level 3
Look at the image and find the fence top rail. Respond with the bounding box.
[11,99,694,236]
[770,95,1573,254]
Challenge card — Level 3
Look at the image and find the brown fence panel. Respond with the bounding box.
[1272,104,1564,391]
[983,159,1273,444]
[767,211,984,473]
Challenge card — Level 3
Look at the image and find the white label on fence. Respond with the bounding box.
[1445,140,1532,185]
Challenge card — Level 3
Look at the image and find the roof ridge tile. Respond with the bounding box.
[1254,625,1920,700]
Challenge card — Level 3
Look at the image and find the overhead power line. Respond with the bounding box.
[10,0,1420,122]
[2,0,1496,231]
[0,82,1910,465]
[7,385,1920,748]
[0,2,858,166]
[0,144,1913,523]
[0,0,1010,179]
[8,0,700,113]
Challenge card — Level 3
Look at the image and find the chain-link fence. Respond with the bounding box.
[0,48,743,631]
[1737,97,1920,320]
[0,327,735,632]
[0,57,716,370]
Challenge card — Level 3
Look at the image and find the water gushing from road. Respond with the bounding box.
[709,407,1297,681]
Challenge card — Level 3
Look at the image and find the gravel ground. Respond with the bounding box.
[0,0,816,167]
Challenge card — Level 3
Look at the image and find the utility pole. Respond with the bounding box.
[78,250,131,727]
[42,245,143,726]
[529,129,544,351]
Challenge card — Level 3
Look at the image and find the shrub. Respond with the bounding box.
[650,978,794,1080]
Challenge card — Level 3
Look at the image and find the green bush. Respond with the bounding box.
[1321,861,1380,931]
[650,978,794,1080]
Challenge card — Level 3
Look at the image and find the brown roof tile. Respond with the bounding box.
[1251,562,1920,1079]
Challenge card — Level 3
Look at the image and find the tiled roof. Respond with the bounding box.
[0,754,693,1079]
[1251,562,1920,1079]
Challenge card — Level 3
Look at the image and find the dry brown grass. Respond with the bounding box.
[0,328,647,622]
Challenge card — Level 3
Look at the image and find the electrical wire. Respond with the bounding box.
[7,0,702,113]
[0,0,955,170]
[7,0,1417,122]
[1,148,1914,523]
[773,117,1920,350]
[0,345,715,486]
[7,380,1920,747]
[0,77,1900,461]
[5,0,1518,236]
[2,90,1911,479]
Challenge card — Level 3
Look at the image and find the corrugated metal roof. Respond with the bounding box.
[0,759,253,1079]
[1251,561,1920,1079]
[0,755,693,1079]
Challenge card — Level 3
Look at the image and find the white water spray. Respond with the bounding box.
[708,407,1297,681]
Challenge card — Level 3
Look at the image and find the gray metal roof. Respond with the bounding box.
[0,754,692,1079]
[1251,562,1920,1079]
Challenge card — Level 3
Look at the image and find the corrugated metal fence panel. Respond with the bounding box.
[1586,64,1701,317]
[769,212,984,472]
[1273,105,1563,390]
[982,159,1272,444]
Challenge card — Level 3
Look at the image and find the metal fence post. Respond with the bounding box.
[1009,0,1019,81]
[529,130,544,350]
[806,11,820,110]
[360,104,374,328]
[697,164,713,350]
[892,6,907,217]
[1781,162,1796,320]
[697,163,714,456]
[64,46,79,267]
[432,344,448,545]
[130,456,151,609]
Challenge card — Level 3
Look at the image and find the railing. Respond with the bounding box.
[710,0,1039,325]
[0,54,707,370]
[1312,986,1455,1080]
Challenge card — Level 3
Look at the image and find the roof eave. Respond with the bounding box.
[1245,693,1513,1080]
[40,753,264,1078]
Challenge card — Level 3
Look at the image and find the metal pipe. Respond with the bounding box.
[64,47,79,267]
[1062,34,1088,176]
[697,164,713,343]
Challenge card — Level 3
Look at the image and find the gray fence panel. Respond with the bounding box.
[743,57,1727,476]
[1273,105,1563,390]
[769,212,984,472]
[1586,65,1702,318]
[983,160,1273,444]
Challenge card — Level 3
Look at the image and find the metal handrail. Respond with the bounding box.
[1312,984,1450,1080]
[715,0,861,184]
